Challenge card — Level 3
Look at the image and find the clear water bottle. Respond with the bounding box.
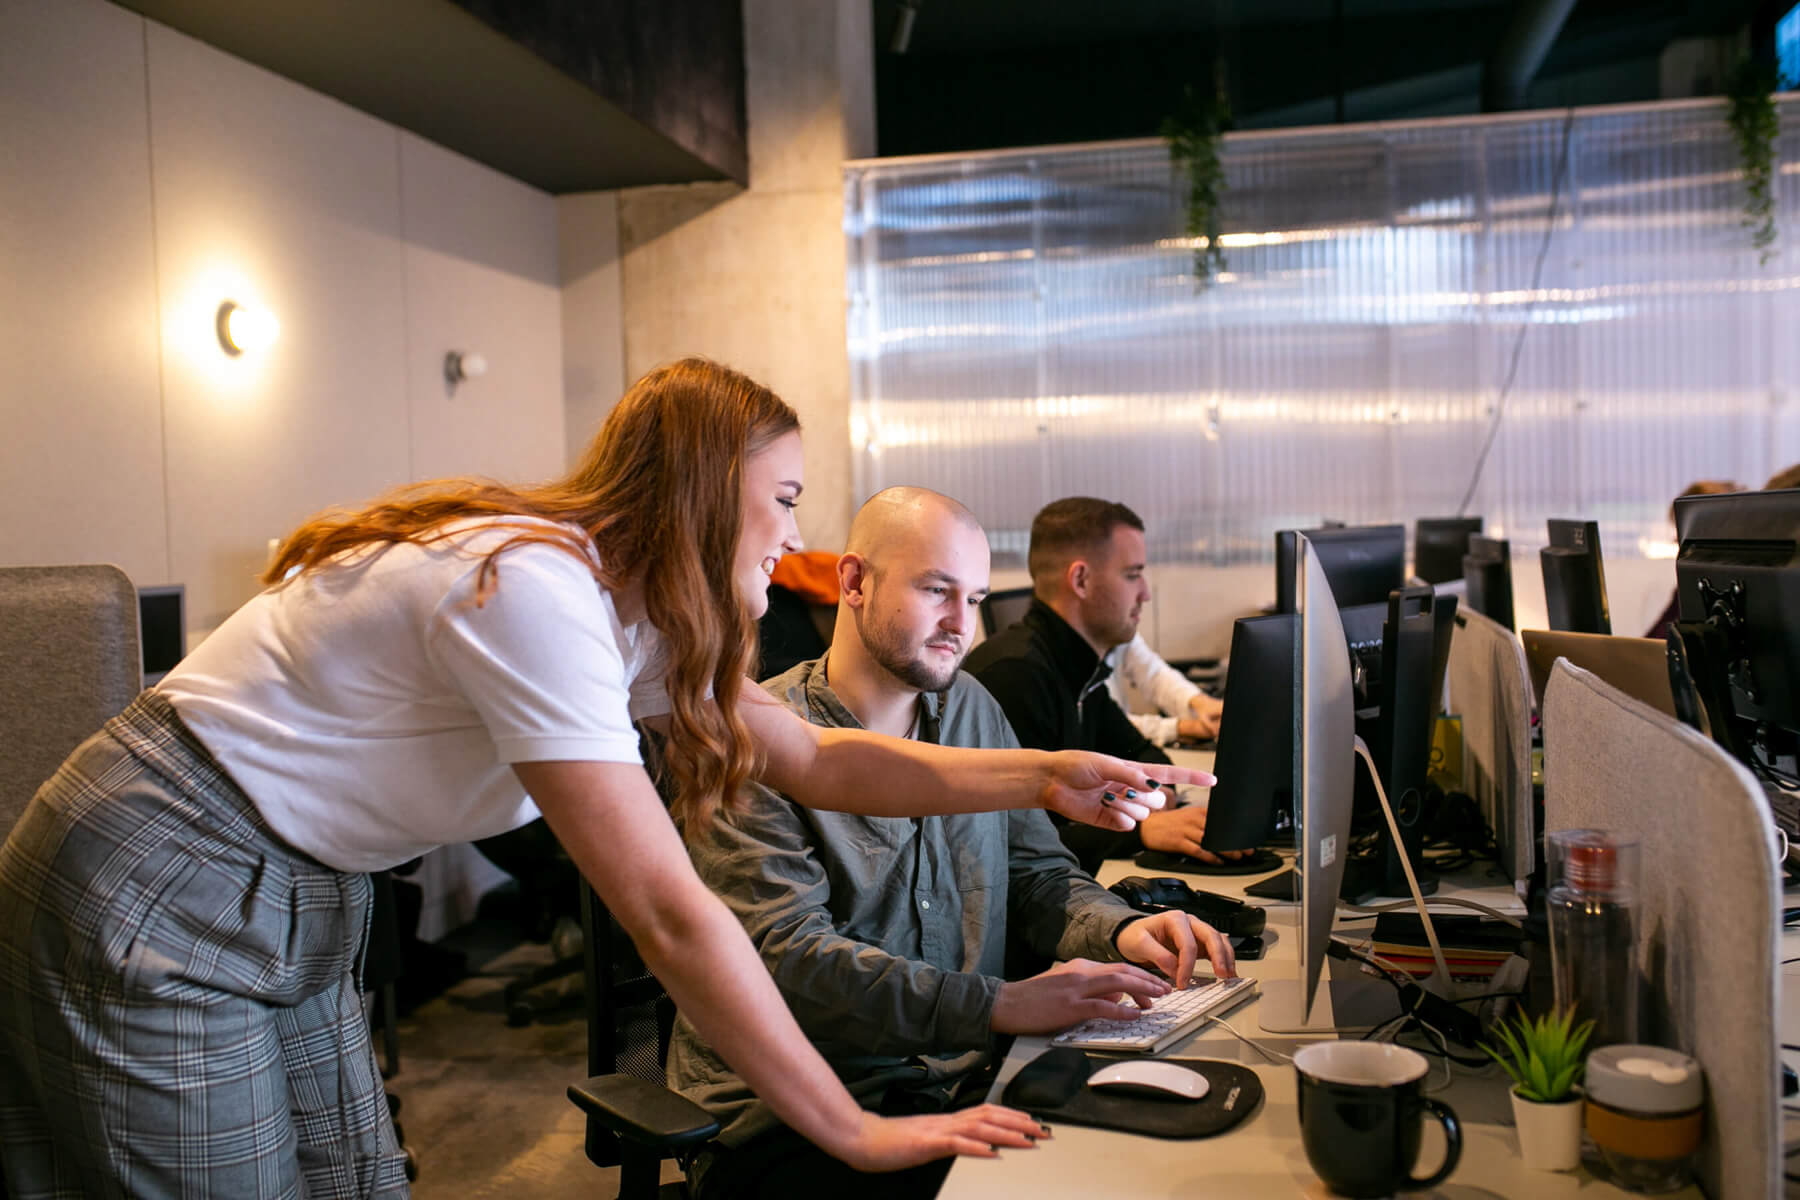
[1546,829,1640,1048]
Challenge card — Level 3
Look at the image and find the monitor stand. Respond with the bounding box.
[1255,963,1400,1035]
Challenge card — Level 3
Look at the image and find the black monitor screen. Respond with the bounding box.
[1202,614,1296,851]
[1275,524,1406,613]
[1413,517,1483,585]
[1674,488,1800,746]
[1462,536,1514,632]
[138,585,185,684]
[1541,519,1611,635]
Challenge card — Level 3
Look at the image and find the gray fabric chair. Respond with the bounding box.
[0,564,142,839]
[0,564,140,1197]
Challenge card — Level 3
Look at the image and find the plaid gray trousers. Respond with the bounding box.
[0,692,409,1198]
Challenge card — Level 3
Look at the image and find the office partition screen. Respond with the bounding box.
[845,98,1800,568]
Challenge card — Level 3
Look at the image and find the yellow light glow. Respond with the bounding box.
[217,301,279,356]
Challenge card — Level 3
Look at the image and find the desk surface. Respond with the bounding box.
[941,749,1707,1199]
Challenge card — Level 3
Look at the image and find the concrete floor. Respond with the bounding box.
[386,927,684,1198]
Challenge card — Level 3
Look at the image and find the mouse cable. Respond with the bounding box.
[1187,1012,1293,1065]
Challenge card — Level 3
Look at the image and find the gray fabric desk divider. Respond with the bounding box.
[0,564,142,838]
[1543,660,1779,1200]
[1445,607,1535,887]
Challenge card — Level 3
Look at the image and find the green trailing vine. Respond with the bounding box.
[1161,84,1232,288]
[1725,58,1780,264]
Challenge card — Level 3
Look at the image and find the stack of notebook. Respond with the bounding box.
[1370,913,1524,982]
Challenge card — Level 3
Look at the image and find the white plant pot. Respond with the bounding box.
[1511,1087,1584,1171]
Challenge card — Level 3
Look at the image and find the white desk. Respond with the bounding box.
[941,750,1703,1199]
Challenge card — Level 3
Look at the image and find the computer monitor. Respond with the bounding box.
[1258,533,1399,1032]
[1274,524,1406,613]
[1413,517,1483,585]
[1540,518,1611,635]
[1356,586,1455,900]
[1461,535,1515,632]
[138,585,185,686]
[1201,614,1295,853]
[1670,488,1800,793]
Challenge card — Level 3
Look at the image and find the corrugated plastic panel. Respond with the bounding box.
[845,98,1800,566]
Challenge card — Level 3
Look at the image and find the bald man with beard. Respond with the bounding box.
[667,487,1235,1200]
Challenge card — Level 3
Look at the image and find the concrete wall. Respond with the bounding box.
[1,0,566,641]
[560,0,874,555]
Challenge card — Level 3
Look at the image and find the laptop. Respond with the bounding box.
[1521,629,1675,718]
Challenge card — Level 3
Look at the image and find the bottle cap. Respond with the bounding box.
[1585,1045,1704,1114]
[1548,828,1640,899]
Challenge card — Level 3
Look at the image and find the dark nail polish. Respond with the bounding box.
[1125,788,1138,799]
[1102,792,1116,803]
[1144,779,1161,789]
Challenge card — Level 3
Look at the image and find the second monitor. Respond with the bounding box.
[1541,518,1611,635]
[1275,525,1406,614]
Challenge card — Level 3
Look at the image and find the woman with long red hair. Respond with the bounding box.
[0,358,1199,1197]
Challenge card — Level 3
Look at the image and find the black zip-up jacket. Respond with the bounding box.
[963,597,1172,873]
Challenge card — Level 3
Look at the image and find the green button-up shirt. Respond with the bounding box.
[667,657,1141,1146]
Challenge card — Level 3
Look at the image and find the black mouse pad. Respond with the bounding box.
[1001,1047,1263,1140]
[1135,847,1283,876]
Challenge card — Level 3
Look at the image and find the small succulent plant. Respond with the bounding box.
[1482,1007,1594,1104]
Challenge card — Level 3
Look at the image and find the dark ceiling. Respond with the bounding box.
[116,0,746,193]
[870,0,1781,158]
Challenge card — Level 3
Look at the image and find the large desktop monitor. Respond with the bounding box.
[1540,518,1611,635]
[1461,535,1515,632]
[1257,534,1401,1032]
[1670,488,1800,799]
[1213,594,1453,906]
[1274,525,1406,614]
[1413,517,1483,585]
[138,584,185,686]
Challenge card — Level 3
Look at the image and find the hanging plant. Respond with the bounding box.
[1161,83,1232,288]
[1724,58,1780,264]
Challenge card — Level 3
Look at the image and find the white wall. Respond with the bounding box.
[1,0,567,640]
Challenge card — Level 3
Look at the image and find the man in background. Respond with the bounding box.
[964,497,1231,874]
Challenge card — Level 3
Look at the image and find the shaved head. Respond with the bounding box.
[846,487,982,568]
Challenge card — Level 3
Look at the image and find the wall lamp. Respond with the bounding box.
[444,351,488,385]
[216,301,279,357]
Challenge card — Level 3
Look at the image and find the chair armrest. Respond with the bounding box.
[567,1075,721,1152]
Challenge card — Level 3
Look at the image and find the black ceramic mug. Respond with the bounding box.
[1294,1041,1462,1197]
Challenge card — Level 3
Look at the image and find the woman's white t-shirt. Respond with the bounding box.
[160,519,668,872]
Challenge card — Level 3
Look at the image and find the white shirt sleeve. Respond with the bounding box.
[1118,634,1201,718]
[426,543,645,765]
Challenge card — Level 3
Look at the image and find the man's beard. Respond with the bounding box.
[864,616,963,693]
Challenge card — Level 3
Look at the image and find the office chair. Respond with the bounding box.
[977,586,1034,638]
[0,565,141,1196]
[566,880,717,1200]
[0,565,141,839]
[473,821,586,1025]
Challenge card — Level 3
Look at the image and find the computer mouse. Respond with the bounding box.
[1085,1059,1211,1101]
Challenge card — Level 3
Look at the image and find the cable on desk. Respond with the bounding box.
[1193,1012,1293,1065]
[1340,897,1524,928]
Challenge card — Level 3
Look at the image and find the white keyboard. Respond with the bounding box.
[1049,975,1259,1054]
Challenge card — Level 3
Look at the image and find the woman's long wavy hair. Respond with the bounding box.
[265,357,800,833]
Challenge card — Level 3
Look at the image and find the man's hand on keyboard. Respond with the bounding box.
[991,958,1171,1036]
[1115,909,1236,988]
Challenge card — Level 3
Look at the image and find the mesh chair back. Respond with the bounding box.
[0,565,141,838]
[580,881,676,1168]
[978,586,1034,637]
